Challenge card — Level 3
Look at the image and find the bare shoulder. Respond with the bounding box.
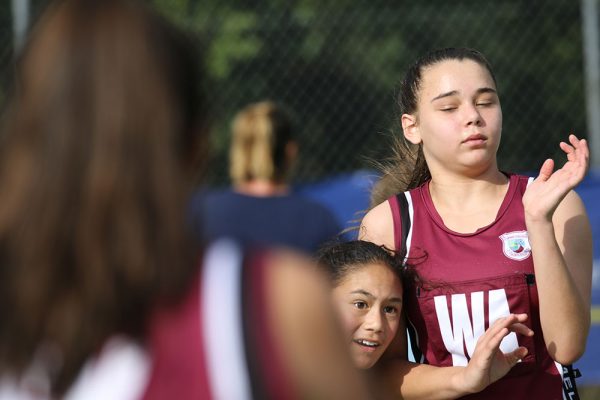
[359,200,395,250]
[553,190,592,243]
[554,189,588,219]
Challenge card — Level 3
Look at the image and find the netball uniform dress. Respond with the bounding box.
[0,240,295,400]
[143,239,294,400]
[389,173,580,400]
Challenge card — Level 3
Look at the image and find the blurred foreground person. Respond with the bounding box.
[192,101,341,253]
[0,1,370,398]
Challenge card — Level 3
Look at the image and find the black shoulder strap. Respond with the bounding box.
[395,193,411,264]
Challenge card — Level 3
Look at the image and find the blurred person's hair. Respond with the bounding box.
[0,0,206,393]
[229,101,295,185]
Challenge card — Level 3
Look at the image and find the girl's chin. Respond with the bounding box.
[352,354,379,369]
[355,361,375,369]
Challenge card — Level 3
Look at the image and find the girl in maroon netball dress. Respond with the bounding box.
[360,48,592,399]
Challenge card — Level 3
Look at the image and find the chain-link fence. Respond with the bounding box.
[0,0,591,186]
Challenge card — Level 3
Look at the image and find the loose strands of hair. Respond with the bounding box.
[369,138,430,207]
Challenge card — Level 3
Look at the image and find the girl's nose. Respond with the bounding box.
[465,104,483,127]
[363,308,383,332]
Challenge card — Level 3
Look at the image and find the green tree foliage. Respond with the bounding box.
[1,1,586,184]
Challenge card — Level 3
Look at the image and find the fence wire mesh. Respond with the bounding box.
[0,0,592,185]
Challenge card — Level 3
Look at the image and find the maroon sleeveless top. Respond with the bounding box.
[390,174,576,400]
[142,240,295,400]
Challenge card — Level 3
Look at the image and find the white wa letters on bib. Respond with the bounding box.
[434,289,518,366]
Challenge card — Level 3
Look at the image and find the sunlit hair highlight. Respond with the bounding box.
[229,101,294,184]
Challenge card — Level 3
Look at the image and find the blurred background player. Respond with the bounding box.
[0,0,370,398]
[191,100,341,253]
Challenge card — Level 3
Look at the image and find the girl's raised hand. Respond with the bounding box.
[459,313,533,394]
[523,134,589,221]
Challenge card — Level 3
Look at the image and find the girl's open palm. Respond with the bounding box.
[523,135,589,221]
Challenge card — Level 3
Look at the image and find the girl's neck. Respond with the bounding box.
[428,168,509,233]
[234,179,290,197]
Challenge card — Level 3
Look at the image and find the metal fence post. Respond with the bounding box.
[12,0,30,54]
[582,0,600,167]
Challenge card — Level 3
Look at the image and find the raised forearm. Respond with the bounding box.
[525,216,590,363]
[381,360,473,400]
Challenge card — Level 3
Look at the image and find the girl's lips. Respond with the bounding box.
[353,339,381,352]
[462,134,487,147]
[463,134,487,143]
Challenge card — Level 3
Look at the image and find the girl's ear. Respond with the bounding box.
[401,113,421,144]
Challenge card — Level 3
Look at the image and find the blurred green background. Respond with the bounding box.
[1,0,593,186]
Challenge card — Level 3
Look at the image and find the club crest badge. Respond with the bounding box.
[499,231,531,261]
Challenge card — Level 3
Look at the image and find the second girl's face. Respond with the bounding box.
[332,262,403,369]
[407,59,502,176]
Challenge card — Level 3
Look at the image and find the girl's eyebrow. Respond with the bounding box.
[476,87,498,96]
[430,90,458,102]
[350,290,403,304]
[430,87,497,103]
[350,289,373,297]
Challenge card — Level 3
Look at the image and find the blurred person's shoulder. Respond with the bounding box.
[286,193,341,231]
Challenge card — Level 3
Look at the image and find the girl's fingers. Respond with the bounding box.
[481,314,528,344]
[506,322,534,337]
[567,135,590,163]
[537,159,554,181]
[481,314,532,345]
[569,134,582,147]
[569,134,577,144]
[559,141,574,155]
[506,346,529,365]
[488,327,510,349]
[561,135,589,161]
[578,138,590,161]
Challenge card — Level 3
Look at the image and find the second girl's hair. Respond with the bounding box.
[370,48,497,206]
[229,101,294,184]
[317,240,402,287]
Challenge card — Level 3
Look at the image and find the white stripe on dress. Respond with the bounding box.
[65,337,150,400]
[554,361,567,400]
[202,240,252,400]
[404,191,415,264]
[0,336,150,400]
[403,191,421,364]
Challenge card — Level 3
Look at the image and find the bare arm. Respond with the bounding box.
[377,313,532,400]
[523,135,593,364]
[266,250,374,399]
